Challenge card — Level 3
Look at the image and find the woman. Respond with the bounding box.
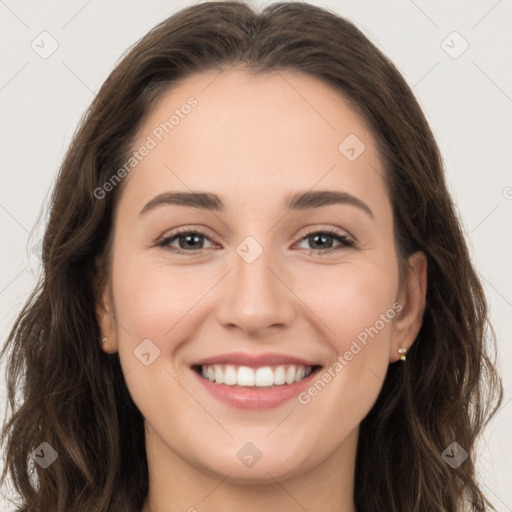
[0,2,503,511]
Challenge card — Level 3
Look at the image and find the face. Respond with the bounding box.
[97,68,426,483]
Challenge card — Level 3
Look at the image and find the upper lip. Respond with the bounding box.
[191,351,322,368]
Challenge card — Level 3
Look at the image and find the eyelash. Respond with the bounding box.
[155,226,356,256]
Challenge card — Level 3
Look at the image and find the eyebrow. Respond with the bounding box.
[139,190,374,218]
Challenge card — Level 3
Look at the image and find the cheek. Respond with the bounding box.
[111,250,203,344]
[332,273,397,352]
[289,260,399,427]
[294,258,399,351]
[110,253,204,425]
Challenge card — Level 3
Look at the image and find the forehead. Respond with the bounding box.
[121,68,388,215]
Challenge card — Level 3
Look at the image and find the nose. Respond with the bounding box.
[215,242,296,338]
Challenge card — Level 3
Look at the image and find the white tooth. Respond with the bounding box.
[214,365,224,384]
[224,365,237,385]
[274,365,286,385]
[201,364,313,387]
[295,366,305,382]
[237,366,255,386]
[255,366,274,386]
[285,365,296,384]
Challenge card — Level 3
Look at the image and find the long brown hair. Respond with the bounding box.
[1,2,503,511]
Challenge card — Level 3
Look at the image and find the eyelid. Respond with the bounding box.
[297,225,354,243]
[155,225,219,249]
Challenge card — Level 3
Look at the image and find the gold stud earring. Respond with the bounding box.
[100,336,108,344]
[397,347,407,361]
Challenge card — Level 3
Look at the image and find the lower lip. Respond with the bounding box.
[192,367,321,409]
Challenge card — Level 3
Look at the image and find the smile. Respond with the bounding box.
[190,352,323,409]
[195,364,318,388]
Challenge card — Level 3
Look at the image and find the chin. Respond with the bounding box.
[195,444,319,484]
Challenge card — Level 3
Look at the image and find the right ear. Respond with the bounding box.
[95,278,118,354]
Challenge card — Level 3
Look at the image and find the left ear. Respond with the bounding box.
[390,251,428,362]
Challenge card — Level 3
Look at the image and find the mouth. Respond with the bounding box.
[192,363,322,390]
[189,351,324,409]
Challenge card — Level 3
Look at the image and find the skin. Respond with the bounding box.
[96,68,427,512]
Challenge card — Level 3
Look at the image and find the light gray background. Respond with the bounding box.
[1,0,511,510]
